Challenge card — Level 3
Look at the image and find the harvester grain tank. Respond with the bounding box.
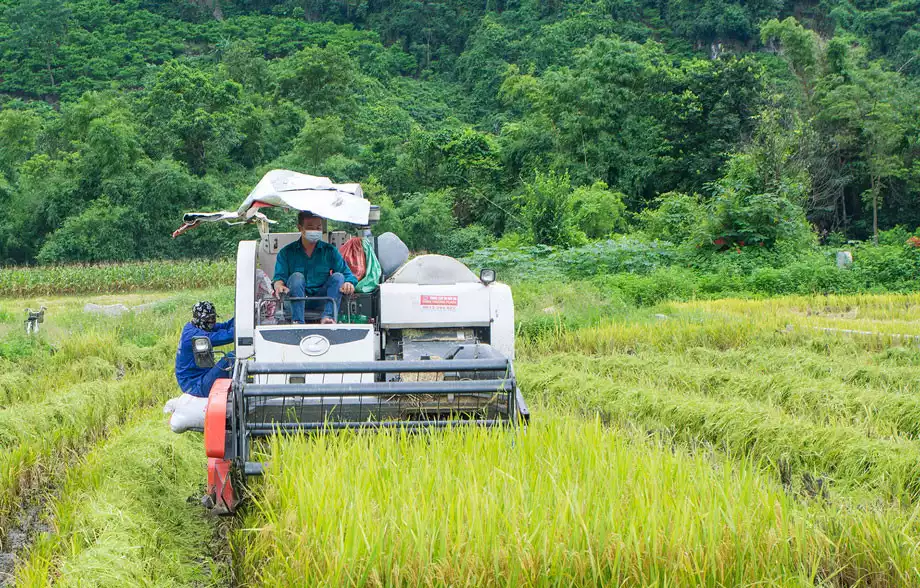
[175,170,529,513]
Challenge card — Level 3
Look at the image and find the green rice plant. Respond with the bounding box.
[521,363,920,503]
[0,370,177,546]
[0,370,35,407]
[0,329,168,409]
[236,416,920,586]
[14,412,227,587]
[0,259,234,298]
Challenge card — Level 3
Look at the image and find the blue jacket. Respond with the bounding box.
[273,239,357,291]
[174,318,235,397]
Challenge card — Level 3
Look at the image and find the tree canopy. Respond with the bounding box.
[0,0,918,263]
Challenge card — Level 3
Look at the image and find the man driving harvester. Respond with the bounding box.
[273,211,357,324]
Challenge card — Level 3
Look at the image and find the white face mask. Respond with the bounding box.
[302,230,322,243]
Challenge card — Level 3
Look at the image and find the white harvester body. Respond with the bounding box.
[176,170,528,514]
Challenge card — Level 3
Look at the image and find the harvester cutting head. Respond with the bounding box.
[178,170,529,514]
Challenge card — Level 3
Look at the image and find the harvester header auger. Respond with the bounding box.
[178,170,529,514]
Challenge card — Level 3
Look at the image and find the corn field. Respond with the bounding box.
[0,260,235,297]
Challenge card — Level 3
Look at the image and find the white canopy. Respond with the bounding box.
[173,170,370,237]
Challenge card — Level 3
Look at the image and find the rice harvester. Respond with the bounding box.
[174,170,529,513]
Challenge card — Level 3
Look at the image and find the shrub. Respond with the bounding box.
[851,244,920,291]
[569,181,628,239]
[593,267,699,306]
[637,192,706,244]
[466,237,682,282]
[465,244,558,279]
[772,259,857,295]
[877,226,912,246]
[703,152,812,249]
[440,224,495,258]
[559,237,681,277]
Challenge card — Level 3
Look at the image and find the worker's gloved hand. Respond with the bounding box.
[274,282,290,297]
[340,282,355,296]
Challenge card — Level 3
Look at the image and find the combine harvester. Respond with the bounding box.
[174,170,529,513]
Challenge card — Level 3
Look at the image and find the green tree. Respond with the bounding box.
[273,46,357,116]
[863,98,908,244]
[396,190,457,252]
[761,18,821,98]
[0,110,42,179]
[637,192,706,244]
[507,37,673,200]
[291,116,347,168]
[82,116,143,179]
[517,172,581,247]
[816,46,912,240]
[141,63,245,176]
[37,197,137,263]
[6,0,71,89]
[220,40,272,94]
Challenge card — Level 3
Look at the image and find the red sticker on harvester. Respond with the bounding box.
[420,295,458,309]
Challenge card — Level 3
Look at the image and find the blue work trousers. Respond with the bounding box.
[288,272,344,322]
[196,352,235,398]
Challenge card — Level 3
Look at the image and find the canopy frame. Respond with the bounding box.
[172,170,370,238]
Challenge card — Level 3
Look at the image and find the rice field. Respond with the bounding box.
[2,283,920,586]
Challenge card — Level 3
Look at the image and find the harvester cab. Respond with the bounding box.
[174,169,529,513]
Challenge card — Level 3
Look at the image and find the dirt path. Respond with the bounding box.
[0,497,50,586]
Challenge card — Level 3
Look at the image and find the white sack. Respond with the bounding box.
[163,393,209,433]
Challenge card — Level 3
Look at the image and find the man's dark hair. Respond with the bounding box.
[297,211,320,226]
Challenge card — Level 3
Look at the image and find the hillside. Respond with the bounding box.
[0,0,918,264]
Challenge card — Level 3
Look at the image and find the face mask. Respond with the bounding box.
[303,230,322,243]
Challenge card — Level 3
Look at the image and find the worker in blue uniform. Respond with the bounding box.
[174,301,235,398]
[272,211,357,324]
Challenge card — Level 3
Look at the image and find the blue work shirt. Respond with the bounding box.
[273,239,357,290]
[174,318,235,397]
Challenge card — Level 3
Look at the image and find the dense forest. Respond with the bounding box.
[0,0,918,265]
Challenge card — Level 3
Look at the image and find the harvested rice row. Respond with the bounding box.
[522,300,920,360]
[521,362,920,503]
[236,415,920,586]
[665,293,920,323]
[13,411,227,587]
[0,371,177,548]
[550,352,920,440]
[517,314,893,356]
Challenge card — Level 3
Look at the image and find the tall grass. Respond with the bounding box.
[5,276,920,586]
[0,259,234,297]
[236,416,920,586]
